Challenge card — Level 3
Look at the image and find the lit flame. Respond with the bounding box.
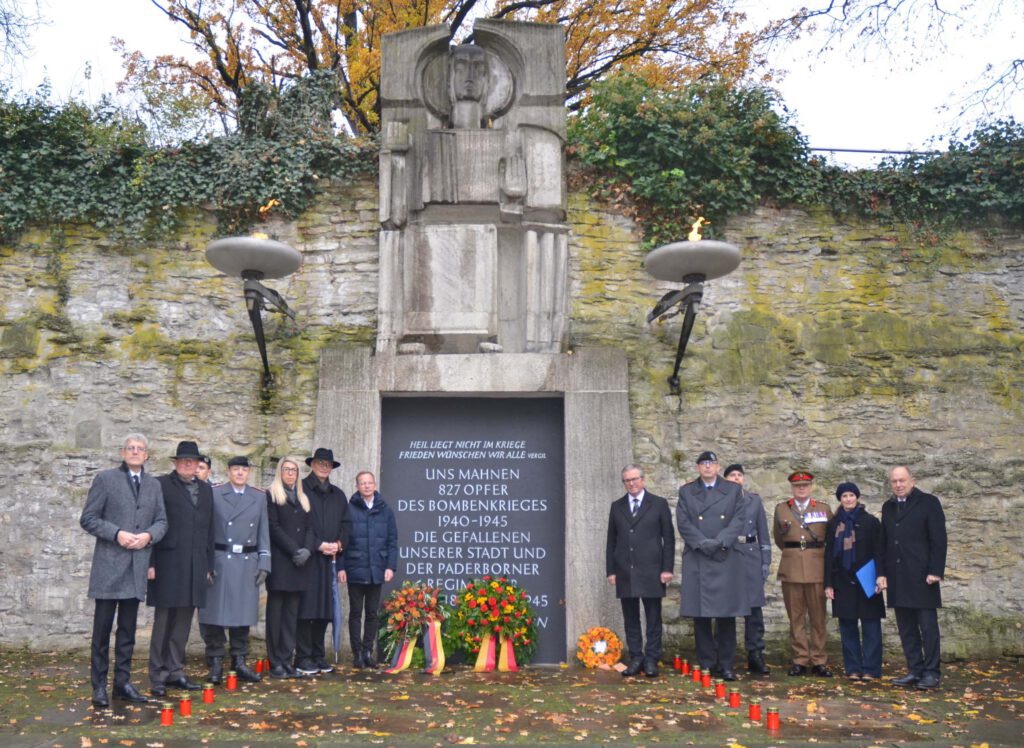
[688,217,707,241]
[258,198,281,215]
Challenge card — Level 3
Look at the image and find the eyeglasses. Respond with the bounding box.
[698,460,717,467]
[622,476,643,484]
[123,446,148,453]
[281,467,298,473]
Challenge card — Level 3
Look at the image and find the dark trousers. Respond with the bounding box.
[295,618,330,666]
[347,583,383,659]
[91,598,140,690]
[894,606,941,678]
[149,606,195,685]
[265,591,301,669]
[199,623,250,659]
[620,597,663,663]
[838,618,883,678]
[743,606,765,655]
[693,616,737,672]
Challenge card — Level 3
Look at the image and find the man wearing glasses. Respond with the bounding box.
[606,464,675,677]
[80,434,167,708]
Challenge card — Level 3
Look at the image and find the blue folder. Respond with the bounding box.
[856,559,877,598]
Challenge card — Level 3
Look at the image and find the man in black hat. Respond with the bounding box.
[773,471,833,676]
[676,451,748,680]
[198,456,271,683]
[724,463,772,676]
[147,441,214,697]
[296,448,352,674]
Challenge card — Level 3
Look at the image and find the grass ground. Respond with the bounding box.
[1,649,1020,747]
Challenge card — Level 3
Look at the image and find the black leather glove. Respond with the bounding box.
[255,569,268,587]
[699,538,721,555]
[292,547,311,566]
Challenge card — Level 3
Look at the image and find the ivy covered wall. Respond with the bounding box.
[1,178,1021,659]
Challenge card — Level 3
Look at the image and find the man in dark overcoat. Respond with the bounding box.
[724,463,773,676]
[676,451,748,680]
[146,440,214,697]
[80,433,167,708]
[606,464,675,677]
[296,447,352,674]
[198,456,271,683]
[877,465,947,690]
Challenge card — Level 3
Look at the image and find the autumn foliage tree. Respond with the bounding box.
[120,0,787,136]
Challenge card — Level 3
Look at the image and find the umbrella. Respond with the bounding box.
[331,555,343,663]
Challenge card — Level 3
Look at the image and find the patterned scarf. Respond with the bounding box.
[832,504,862,572]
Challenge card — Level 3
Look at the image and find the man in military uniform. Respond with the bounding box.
[198,456,271,684]
[677,451,748,681]
[773,471,833,676]
[724,463,772,676]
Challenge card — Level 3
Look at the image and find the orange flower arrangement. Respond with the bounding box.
[383,581,448,642]
[576,626,623,669]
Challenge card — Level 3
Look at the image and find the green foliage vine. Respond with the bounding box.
[569,73,1024,244]
[0,73,376,244]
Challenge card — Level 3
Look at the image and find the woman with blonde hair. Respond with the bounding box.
[264,457,314,678]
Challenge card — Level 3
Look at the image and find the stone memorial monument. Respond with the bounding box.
[377,20,569,354]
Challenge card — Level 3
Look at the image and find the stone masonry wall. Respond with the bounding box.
[1,178,1022,659]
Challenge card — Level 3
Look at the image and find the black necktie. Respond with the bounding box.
[631,498,639,516]
[132,475,140,494]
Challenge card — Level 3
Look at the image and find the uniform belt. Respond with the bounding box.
[784,541,822,549]
[215,543,258,553]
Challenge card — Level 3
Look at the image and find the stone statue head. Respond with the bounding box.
[448,44,490,104]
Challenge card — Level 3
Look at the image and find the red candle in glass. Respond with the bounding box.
[673,655,682,671]
[255,659,264,674]
[714,680,726,698]
[728,688,741,708]
[263,658,271,672]
[226,671,238,690]
[701,671,712,688]
[202,683,215,704]
[766,707,780,731]
[749,699,762,721]
[691,666,701,682]
[179,694,192,717]
[160,703,174,726]
[681,659,690,675]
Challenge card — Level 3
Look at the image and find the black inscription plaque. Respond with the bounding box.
[381,397,566,664]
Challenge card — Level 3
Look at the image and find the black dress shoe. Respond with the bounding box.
[113,683,149,703]
[621,660,643,677]
[811,664,833,678]
[916,674,941,690]
[893,673,920,686]
[167,676,202,691]
[269,665,291,679]
[91,686,110,708]
[362,652,378,669]
[284,664,305,678]
[150,684,167,698]
[747,652,771,676]
[643,659,659,677]
[787,664,808,676]
[721,670,738,681]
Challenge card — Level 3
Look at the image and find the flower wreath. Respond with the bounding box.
[576,626,623,669]
[380,581,449,673]
[450,576,538,664]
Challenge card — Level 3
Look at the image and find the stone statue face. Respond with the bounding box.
[449,45,489,102]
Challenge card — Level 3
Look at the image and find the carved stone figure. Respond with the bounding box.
[377,21,569,354]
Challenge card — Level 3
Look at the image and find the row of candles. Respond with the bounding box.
[671,656,781,731]
[159,658,273,726]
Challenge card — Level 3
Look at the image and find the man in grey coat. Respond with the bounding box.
[724,463,772,676]
[80,433,167,708]
[676,451,749,681]
[198,456,271,683]
[606,464,675,677]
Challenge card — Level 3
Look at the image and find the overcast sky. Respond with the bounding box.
[7,0,1022,168]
